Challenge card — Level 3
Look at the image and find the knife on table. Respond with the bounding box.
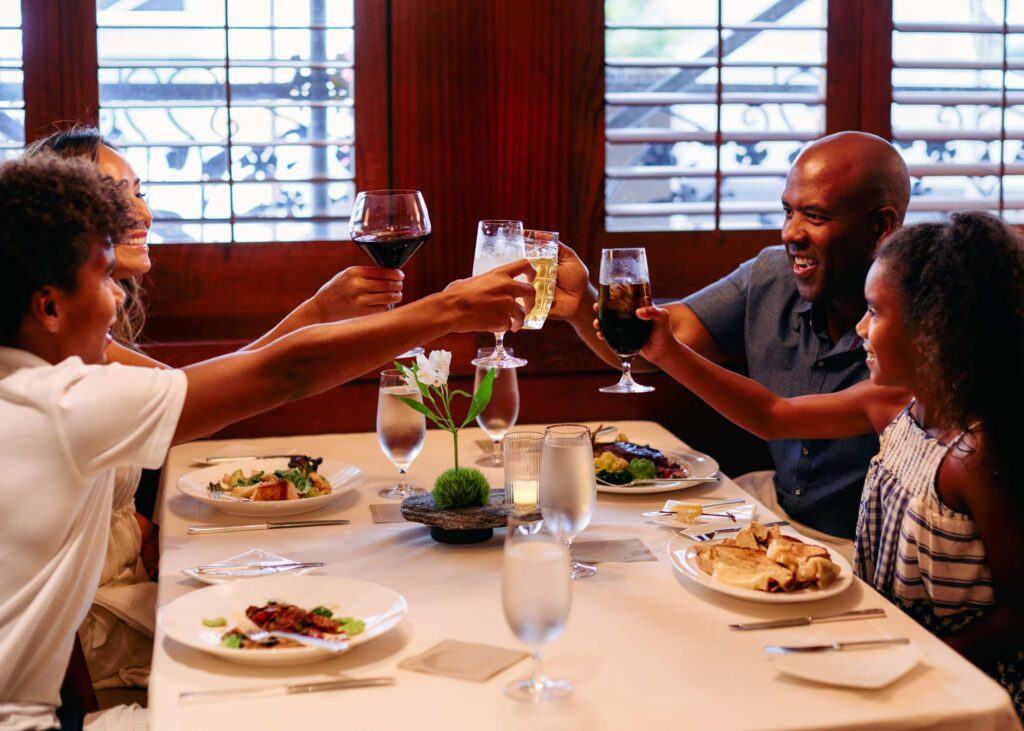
[180,676,395,704]
[187,519,350,535]
[764,638,910,654]
[730,607,886,631]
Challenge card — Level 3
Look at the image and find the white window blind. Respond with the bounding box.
[0,0,23,161]
[892,1,1024,223]
[96,0,356,244]
[604,0,828,232]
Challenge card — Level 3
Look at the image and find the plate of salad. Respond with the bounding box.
[593,440,719,494]
[176,456,363,517]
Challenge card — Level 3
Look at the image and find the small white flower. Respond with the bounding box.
[430,350,451,386]
[415,350,451,388]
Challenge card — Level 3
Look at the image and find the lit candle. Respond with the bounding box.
[511,479,538,506]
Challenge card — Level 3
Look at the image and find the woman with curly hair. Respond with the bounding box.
[25,126,407,691]
[615,211,1024,715]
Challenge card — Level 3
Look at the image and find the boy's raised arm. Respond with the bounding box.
[172,261,535,444]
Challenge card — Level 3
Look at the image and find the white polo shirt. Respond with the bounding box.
[0,347,187,730]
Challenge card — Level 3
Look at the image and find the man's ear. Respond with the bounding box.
[874,206,901,243]
[28,286,62,333]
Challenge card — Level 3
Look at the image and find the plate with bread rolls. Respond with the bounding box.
[177,455,363,517]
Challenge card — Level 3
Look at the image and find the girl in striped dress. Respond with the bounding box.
[625,211,1024,716]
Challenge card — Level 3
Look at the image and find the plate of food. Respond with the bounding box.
[159,574,407,666]
[593,440,719,494]
[669,521,853,603]
[176,455,363,517]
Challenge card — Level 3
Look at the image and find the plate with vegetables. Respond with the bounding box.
[593,440,719,494]
[176,456,364,517]
[159,574,408,666]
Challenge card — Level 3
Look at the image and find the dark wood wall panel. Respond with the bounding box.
[21,0,98,141]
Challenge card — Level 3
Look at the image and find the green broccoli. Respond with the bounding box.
[628,458,656,480]
[597,469,633,485]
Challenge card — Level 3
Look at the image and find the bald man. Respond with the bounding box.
[552,132,911,554]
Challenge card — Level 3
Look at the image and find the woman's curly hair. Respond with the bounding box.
[0,153,136,344]
[25,126,147,346]
[875,211,1024,489]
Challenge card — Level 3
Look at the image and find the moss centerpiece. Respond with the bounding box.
[395,351,505,542]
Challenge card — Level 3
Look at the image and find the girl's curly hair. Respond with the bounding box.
[25,126,146,346]
[0,154,137,344]
[875,211,1024,489]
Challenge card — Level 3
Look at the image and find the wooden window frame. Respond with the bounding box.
[20,0,391,343]
[589,0,894,297]
[18,0,896,341]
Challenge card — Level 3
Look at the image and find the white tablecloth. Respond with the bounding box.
[151,421,1020,730]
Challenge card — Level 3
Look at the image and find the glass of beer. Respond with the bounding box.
[597,248,654,393]
[522,230,558,330]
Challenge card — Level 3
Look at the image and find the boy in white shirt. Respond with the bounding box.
[0,154,534,730]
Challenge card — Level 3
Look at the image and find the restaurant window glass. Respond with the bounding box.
[604,0,828,232]
[0,0,23,161]
[892,0,1024,223]
[97,0,356,243]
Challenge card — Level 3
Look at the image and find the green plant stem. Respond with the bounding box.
[452,429,459,469]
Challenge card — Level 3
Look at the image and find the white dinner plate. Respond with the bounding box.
[766,632,922,689]
[176,458,363,517]
[668,528,854,604]
[181,548,321,585]
[159,574,407,667]
[595,447,720,494]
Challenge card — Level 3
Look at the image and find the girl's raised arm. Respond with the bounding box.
[631,305,908,440]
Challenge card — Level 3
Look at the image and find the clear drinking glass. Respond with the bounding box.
[475,347,520,467]
[538,424,597,580]
[502,431,544,507]
[502,512,573,703]
[350,190,432,359]
[375,369,426,499]
[522,230,559,331]
[471,220,528,368]
[597,248,655,393]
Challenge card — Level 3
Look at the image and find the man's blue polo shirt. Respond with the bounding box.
[683,245,877,539]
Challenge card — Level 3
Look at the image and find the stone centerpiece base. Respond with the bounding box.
[401,489,510,544]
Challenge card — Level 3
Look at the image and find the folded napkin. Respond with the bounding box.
[370,503,406,524]
[571,538,656,564]
[399,640,528,682]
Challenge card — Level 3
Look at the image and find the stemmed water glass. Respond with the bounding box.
[474,348,520,466]
[538,424,597,579]
[350,190,431,359]
[471,220,528,368]
[375,369,426,499]
[596,248,655,393]
[502,512,573,702]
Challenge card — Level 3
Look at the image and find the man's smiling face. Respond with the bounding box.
[780,146,890,306]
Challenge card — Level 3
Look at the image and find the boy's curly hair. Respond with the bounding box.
[875,211,1024,489]
[0,153,136,345]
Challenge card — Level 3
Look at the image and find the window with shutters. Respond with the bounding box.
[892,1,1024,223]
[0,0,22,161]
[604,0,828,232]
[96,0,356,244]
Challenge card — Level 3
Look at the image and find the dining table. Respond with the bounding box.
[150,420,1021,730]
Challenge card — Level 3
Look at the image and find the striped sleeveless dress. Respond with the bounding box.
[854,403,1023,717]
